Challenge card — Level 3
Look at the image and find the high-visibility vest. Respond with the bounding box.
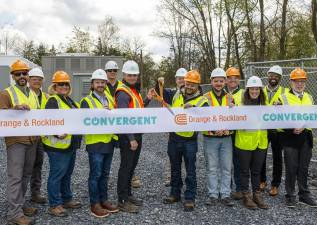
[105,80,122,106]
[105,80,122,96]
[40,91,49,109]
[5,85,39,109]
[115,83,144,108]
[232,89,244,105]
[80,93,118,145]
[42,95,79,150]
[235,102,268,151]
[263,86,287,105]
[172,92,208,138]
[278,91,314,132]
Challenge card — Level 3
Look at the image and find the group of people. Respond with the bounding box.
[0,58,316,225]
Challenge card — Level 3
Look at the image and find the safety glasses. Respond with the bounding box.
[56,83,70,87]
[13,72,28,77]
[106,69,118,73]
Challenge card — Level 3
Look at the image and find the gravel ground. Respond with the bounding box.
[0,134,317,225]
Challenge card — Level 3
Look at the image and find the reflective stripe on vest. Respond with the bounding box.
[81,94,118,145]
[264,86,287,105]
[41,95,75,150]
[6,86,39,109]
[40,92,49,109]
[116,83,144,108]
[204,91,229,107]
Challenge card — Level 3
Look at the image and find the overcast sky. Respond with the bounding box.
[0,0,170,61]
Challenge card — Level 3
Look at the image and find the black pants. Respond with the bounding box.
[30,141,44,195]
[260,131,283,187]
[117,136,142,202]
[283,140,312,198]
[237,148,266,192]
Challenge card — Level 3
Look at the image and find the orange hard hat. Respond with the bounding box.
[226,67,240,77]
[184,70,201,84]
[10,59,30,73]
[52,71,71,83]
[290,68,307,80]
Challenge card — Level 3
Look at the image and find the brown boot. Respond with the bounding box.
[259,182,267,192]
[63,200,82,209]
[22,207,38,217]
[231,191,243,200]
[8,215,34,225]
[48,205,68,217]
[253,191,269,209]
[118,201,139,213]
[242,192,257,210]
[269,186,278,196]
[163,195,180,204]
[131,176,141,188]
[31,194,47,204]
[101,201,119,213]
[91,203,110,218]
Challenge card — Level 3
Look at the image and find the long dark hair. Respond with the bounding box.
[243,88,266,105]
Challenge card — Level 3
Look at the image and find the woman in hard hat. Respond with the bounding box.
[235,76,269,210]
[42,71,82,217]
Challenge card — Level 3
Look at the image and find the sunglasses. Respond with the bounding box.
[106,69,118,73]
[126,74,138,77]
[13,72,28,77]
[56,83,70,87]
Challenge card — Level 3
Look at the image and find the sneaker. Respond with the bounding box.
[220,197,234,207]
[205,197,218,206]
[299,196,317,207]
[163,195,180,204]
[118,201,139,213]
[269,186,278,196]
[286,197,296,208]
[128,196,143,206]
[183,200,195,212]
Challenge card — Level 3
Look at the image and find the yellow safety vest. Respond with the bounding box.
[235,102,268,151]
[232,89,244,105]
[80,93,118,145]
[278,91,314,132]
[40,91,49,109]
[42,95,79,150]
[5,85,39,109]
[172,92,208,138]
[263,86,287,105]
[115,83,144,108]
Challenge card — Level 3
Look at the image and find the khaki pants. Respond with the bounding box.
[6,143,37,220]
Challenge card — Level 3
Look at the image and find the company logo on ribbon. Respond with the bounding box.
[174,114,187,125]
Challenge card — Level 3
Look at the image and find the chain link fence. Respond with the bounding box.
[245,58,317,158]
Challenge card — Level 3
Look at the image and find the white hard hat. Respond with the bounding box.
[246,76,263,88]
[122,60,139,75]
[267,65,282,76]
[29,67,44,78]
[91,69,108,81]
[105,60,119,70]
[175,68,187,77]
[210,68,226,79]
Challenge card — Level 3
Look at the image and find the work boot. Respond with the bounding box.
[231,191,243,200]
[183,200,195,212]
[8,215,34,225]
[118,200,139,213]
[164,176,171,187]
[31,194,47,204]
[131,175,141,188]
[220,197,234,207]
[48,205,68,217]
[253,191,269,209]
[22,207,38,217]
[101,201,119,213]
[259,182,267,192]
[205,197,218,206]
[163,195,180,204]
[269,186,278,197]
[90,203,110,218]
[242,192,257,210]
[286,196,297,208]
[128,196,143,206]
[299,196,317,207]
[63,200,82,209]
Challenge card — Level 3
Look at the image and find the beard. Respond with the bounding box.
[17,78,27,86]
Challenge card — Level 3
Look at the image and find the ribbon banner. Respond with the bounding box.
[1,106,317,137]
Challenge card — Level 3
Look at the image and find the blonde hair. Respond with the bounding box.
[48,83,72,96]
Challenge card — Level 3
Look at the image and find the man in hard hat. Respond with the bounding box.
[225,67,244,200]
[105,60,141,189]
[80,69,119,218]
[278,68,317,208]
[0,60,39,225]
[260,65,286,196]
[115,60,154,213]
[28,67,48,204]
[162,70,208,212]
[156,67,187,187]
[203,68,234,207]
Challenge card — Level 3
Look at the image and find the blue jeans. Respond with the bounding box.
[88,152,113,204]
[203,136,232,198]
[46,149,76,207]
[168,139,197,201]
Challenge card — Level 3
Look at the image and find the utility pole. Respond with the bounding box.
[140,49,144,90]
